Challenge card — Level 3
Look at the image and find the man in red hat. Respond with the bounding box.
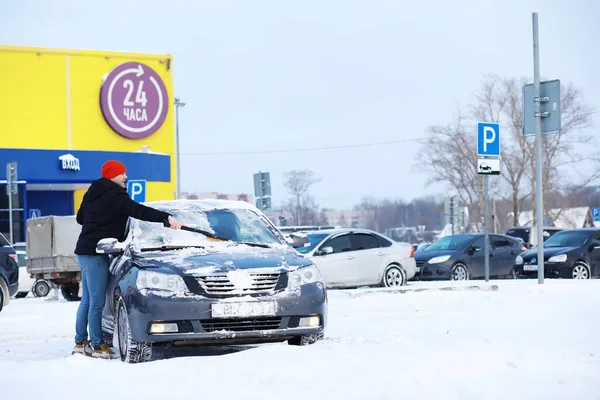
[72,160,182,359]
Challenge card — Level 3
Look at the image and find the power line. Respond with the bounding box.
[181,137,427,156]
[177,109,599,156]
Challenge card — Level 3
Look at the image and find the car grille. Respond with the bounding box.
[196,273,281,295]
[416,260,425,268]
[201,317,282,332]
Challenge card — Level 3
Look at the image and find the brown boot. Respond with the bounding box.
[72,340,92,357]
[91,343,119,359]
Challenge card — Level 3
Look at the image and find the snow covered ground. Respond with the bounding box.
[2,279,600,399]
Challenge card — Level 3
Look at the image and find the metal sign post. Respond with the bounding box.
[6,162,17,244]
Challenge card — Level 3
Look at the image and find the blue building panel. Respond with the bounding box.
[0,149,171,184]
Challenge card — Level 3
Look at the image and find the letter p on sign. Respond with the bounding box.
[477,122,500,157]
[127,180,147,202]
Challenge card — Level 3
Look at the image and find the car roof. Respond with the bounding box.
[304,228,382,236]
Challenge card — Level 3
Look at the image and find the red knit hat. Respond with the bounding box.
[101,160,127,179]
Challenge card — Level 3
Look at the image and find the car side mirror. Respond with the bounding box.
[288,232,310,249]
[96,238,125,254]
[469,246,481,254]
[318,246,334,256]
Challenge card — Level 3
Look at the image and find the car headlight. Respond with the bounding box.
[136,270,188,294]
[548,254,567,263]
[515,255,523,265]
[288,265,322,288]
[428,255,451,264]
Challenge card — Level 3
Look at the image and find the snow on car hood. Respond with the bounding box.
[136,245,313,276]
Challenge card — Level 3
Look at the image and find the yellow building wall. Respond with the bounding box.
[0,45,177,213]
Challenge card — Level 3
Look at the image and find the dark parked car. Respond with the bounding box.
[506,226,563,249]
[98,200,327,363]
[416,233,526,281]
[515,228,600,279]
[0,232,19,311]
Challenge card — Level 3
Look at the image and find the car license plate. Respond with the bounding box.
[211,301,277,319]
[523,264,538,271]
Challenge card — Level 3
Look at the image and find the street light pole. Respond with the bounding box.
[174,97,185,199]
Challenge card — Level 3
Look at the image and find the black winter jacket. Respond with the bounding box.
[74,178,171,255]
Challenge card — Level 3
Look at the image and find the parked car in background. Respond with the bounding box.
[98,199,326,363]
[14,248,34,298]
[515,228,600,279]
[0,233,19,311]
[416,233,526,281]
[297,228,416,287]
[506,226,563,249]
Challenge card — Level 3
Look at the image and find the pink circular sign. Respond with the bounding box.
[100,62,169,139]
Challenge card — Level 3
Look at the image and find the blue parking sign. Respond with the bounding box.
[127,180,146,202]
[477,122,500,157]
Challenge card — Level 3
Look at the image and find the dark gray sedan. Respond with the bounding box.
[416,233,526,280]
[97,200,327,363]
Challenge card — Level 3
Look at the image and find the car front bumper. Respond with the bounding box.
[418,261,453,280]
[123,282,327,344]
[514,261,574,278]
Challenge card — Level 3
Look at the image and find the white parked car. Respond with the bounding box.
[296,228,416,288]
[12,242,50,298]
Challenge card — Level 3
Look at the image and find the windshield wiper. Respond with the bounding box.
[140,245,206,252]
[163,220,230,241]
[237,242,271,248]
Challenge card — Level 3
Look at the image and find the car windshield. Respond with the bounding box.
[542,231,591,248]
[425,235,475,251]
[131,202,285,250]
[17,253,26,267]
[296,233,329,254]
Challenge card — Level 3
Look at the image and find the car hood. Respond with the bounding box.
[132,245,313,275]
[414,249,458,262]
[521,246,578,260]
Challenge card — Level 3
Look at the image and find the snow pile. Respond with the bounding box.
[1,279,600,399]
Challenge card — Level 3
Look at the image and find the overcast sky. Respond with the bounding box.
[2,0,598,209]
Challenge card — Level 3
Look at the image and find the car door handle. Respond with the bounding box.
[346,255,355,260]
[377,252,386,256]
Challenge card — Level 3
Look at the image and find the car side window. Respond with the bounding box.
[323,235,352,253]
[374,234,393,248]
[352,233,380,250]
[491,235,512,249]
[470,237,485,249]
[592,232,600,246]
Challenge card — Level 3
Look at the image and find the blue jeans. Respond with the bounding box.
[75,255,109,347]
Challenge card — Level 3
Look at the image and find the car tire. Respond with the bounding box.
[0,278,9,312]
[33,280,50,298]
[572,262,590,279]
[61,284,81,301]
[15,292,28,298]
[450,263,469,281]
[288,333,324,346]
[382,264,407,287]
[116,297,152,363]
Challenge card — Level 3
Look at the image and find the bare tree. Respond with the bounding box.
[417,74,598,229]
[283,170,321,225]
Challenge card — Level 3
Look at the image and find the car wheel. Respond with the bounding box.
[116,297,152,363]
[450,263,469,281]
[0,284,4,312]
[382,264,406,287]
[15,292,28,298]
[288,333,324,346]
[33,280,50,297]
[61,284,81,301]
[572,263,590,279]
